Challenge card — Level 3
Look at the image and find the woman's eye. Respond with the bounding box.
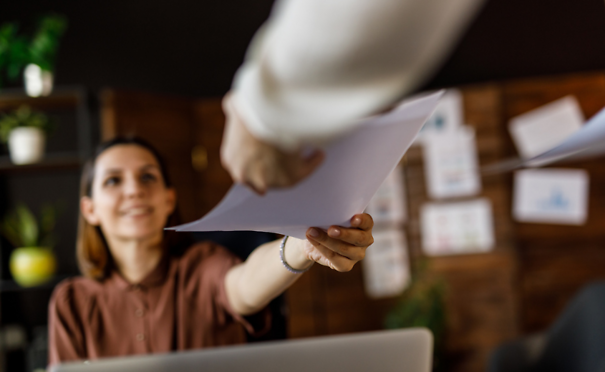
[104,176,120,186]
[141,173,157,183]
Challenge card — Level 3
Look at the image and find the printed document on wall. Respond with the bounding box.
[423,126,481,199]
[414,89,463,144]
[421,198,494,256]
[365,165,406,225]
[509,96,584,159]
[513,168,589,225]
[362,229,410,299]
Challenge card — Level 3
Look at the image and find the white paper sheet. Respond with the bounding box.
[483,99,605,174]
[362,229,410,299]
[423,126,481,199]
[414,89,463,145]
[365,165,406,226]
[421,198,494,256]
[509,96,584,159]
[513,168,589,225]
[169,91,443,239]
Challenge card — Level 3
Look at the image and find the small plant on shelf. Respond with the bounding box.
[0,13,68,96]
[0,105,54,164]
[0,202,60,287]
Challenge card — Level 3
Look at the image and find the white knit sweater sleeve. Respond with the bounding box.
[232,0,485,151]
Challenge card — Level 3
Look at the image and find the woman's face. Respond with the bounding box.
[81,144,176,244]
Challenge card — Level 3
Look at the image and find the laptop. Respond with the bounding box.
[51,328,432,372]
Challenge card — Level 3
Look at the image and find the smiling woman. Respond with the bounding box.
[47,136,375,366]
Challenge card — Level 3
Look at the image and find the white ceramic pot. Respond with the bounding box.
[24,64,54,97]
[8,127,46,164]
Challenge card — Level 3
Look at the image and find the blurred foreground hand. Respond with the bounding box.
[221,93,324,195]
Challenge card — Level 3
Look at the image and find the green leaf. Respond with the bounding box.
[15,203,38,247]
[39,203,59,248]
[1,212,23,247]
[28,14,68,71]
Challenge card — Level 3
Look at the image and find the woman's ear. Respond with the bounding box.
[166,188,177,215]
[80,196,100,226]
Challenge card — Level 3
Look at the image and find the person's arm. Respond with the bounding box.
[221,0,484,193]
[233,0,486,147]
[224,213,373,316]
[222,0,486,192]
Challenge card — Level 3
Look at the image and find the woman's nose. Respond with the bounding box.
[123,177,145,198]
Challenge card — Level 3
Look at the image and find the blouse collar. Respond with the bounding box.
[106,253,171,291]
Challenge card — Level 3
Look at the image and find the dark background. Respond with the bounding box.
[1,0,605,97]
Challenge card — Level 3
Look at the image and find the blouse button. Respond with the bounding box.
[136,333,145,341]
[135,309,145,318]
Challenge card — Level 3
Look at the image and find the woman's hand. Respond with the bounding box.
[303,213,374,272]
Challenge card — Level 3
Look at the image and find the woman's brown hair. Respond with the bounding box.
[76,136,187,280]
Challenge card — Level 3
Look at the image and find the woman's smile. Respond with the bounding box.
[119,205,154,218]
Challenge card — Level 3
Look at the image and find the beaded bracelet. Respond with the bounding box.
[279,236,313,274]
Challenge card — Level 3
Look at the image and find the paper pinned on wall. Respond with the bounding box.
[362,228,410,299]
[509,96,584,159]
[414,89,463,144]
[169,91,443,239]
[421,198,495,256]
[365,165,406,226]
[513,168,589,225]
[423,126,481,199]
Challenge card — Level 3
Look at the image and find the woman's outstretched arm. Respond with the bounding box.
[225,213,374,316]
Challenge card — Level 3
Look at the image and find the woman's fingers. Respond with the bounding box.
[327,226,373,248]
[350,213,374,231]
[307,228,366,261]
[303,213,375,271]
[307,228,372,262]
[303,240,356,272]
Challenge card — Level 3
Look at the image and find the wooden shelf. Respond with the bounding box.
[0,87,86,111]
[0,275,72,293]
[0,154,83,173]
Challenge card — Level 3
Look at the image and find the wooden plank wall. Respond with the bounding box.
[286,83,520,372]
[286,72,605,372]
[405,84,519,372]
[501,72,605,333]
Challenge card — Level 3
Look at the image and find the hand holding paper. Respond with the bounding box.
[304,213,375,272]
[170,92,443,239]
[220,93,326,194]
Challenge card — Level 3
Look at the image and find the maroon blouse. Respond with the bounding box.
[48,241,270,366]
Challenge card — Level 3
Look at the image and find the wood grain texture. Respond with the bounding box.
[287,84,520,372]
[501,72,605,332]
[192,99,233,216]
[405,84,519,372]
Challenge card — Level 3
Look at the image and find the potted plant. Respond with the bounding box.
[23,14,68,97]
[0,14,67,96]
[0,105,54,164]
[0,202,58,287]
